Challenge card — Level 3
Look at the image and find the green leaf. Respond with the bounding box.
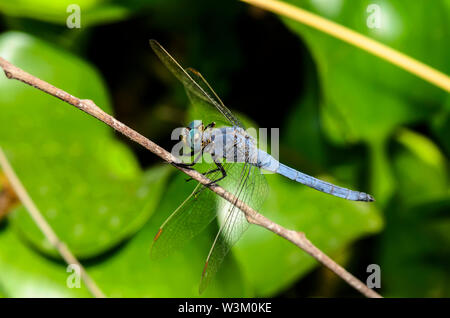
[380,199,450,297]
[279,0,449,204]
[234,172,383,296]
[396,129,446,171]
[0,223,91,297]
[0,31,171,257]
[0,171,248,297]
[89,173,249,297]
[0,0,131,26]
[432,95,450,157]
[367,138,396,206]
[379,128,449,296]
[392,129,448,207]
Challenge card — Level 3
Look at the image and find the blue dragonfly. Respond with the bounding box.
[149,40,374,293]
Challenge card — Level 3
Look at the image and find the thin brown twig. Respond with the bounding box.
[0,56,382,298]
[0,147,105,298]
[241,0,450,93]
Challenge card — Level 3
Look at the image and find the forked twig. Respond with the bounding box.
[0,147,105,298]
[0,57,381,298]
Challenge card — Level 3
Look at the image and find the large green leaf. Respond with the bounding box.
[0,0,131,26]
[0,222,91,297]
[234,172,382,296]
[0,172,247,297]
[90,173,248,297]
[432,95,450,157]
[0,31,170,257]
[89,167,381,297]
[379,129,449,297]
[280,0,449,204]
[380,199,450,297]
[393,129,448,206]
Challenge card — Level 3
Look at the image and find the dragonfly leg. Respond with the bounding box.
[174,152,202,173]
[204,161,227,186]
[192,161,227,197]
[184,143,216,182]
[186,167,221,183]
[173,162,195,171]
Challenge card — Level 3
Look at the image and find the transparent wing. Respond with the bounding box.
[199,163,268,293]
[150,40,267,292]
[150,162,222,260]
[185,68,244,128]
[150,39,243,128]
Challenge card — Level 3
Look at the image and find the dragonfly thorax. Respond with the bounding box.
[183,120,214,153]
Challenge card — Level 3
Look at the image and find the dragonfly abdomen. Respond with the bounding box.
[278,162,374,202]
[256,151,374,202]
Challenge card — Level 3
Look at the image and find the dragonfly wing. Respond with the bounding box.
[150,40,243,128]
[184,86,233,129]
[185,68,244,128]
[150,166,223,260]
[199,163,268,293]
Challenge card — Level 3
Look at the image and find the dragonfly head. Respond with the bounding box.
[182,120,204,152]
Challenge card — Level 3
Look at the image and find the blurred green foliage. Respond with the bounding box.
[0,0,448,297]
[284,0,449,205]
[0,32,172,258]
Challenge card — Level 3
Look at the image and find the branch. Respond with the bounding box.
[0,56,381,298]
[241,0,450,93]
[0,147,105,298]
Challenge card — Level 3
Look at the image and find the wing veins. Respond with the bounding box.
[150,40,242,128]
[199,163,255,292]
